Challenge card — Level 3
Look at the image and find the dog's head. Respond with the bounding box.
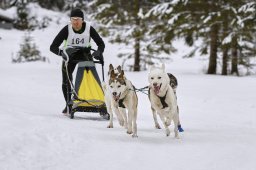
[148,64,169,95]
[109,69,127,101]
[108,64,122,78]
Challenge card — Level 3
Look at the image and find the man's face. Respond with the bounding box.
[71,17,83,31]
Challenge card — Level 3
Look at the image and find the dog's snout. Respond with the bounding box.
[112,92,117,96]
[153,83,158,87]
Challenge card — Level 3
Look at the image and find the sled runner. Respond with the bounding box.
[63,48,109,120]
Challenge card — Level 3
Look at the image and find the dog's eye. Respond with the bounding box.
[110,86,113,88]
[151,77,153,80]
[118,85,121,88]
[158,77,161,79]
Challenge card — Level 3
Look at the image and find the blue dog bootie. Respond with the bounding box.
[178,125,184,132]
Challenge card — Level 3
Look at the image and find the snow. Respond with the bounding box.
[0,7,256,170]
[168,14,179,25]
[238,2,255,13]
[222,33,232,45]
[203,16,211,24]
[146,3,171,16]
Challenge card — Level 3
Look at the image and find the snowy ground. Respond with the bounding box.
[1,9,256,170]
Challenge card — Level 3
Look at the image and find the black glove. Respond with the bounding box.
[61,52,67,61]
[65,47,80,57]
[61,47,81,61]
[81,47,91,54]
[92,50,103,61]
[59,50,68,61]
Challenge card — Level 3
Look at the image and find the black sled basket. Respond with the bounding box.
[64,49,109,120]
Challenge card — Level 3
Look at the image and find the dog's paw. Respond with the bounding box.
[127,130,133,134]
[155,123,161,129]
[132,134,138,138]
[166,129,170,137]
[178,125,184,132]
[165,119,171,127]
[174,135,180,139]
[119,119,125,127]
[174,130,179,139]
[107,124,113,128]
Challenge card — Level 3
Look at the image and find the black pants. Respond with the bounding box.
[61,52,93,104]
[62,61,76,103]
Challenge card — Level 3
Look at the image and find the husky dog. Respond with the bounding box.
[102,64,126,128]
[148,64,179,138]
[108,69,138,137]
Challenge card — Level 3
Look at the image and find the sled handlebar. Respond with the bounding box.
[67,60,103,64]
[90,48,105,81]
[63,48,105,81]
[65,48,104,64]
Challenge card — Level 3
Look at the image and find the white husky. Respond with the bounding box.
[107,68,138,137]
[102,64,126,128]
[148,64,179,138]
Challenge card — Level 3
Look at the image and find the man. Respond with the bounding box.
[50,8,105,114]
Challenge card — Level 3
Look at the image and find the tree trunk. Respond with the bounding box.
[0,0,9,9]
[221,12,229,75]
[231,38,239,76]
[133,0,140,71]
[134,37,140,71]
[207,24,219,74]
[221,47,228,75]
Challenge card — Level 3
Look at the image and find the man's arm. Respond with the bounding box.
[90,26,105,53]
[50,25,69,56]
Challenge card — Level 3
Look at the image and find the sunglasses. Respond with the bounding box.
[71,17,83,21]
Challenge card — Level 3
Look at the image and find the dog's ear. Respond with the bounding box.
[110,70,116,79]
[119,70,124,79]
[161,63,165,71]
[109,64,114,71]
[117,65,122,73]
[149,65,155,72]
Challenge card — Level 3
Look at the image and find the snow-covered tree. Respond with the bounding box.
[147,0,256,75]
[225,1,256,75]
[13,32,46,63]
[14,0,30,30]
[90,0,163,71]
[34,0,66,11]
[0,0,10,9]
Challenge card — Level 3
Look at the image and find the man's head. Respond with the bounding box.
[70,8,84,31]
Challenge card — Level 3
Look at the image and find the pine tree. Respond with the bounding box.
[0,0,10,9]
[29,0,66,11]
[13,32,46,63]
[221,1,256,75]
[147,0,256,75]
[90,0,161,71]
[14,0,29,30]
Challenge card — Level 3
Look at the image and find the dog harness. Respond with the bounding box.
[158,90,168,109]
[117,87,129,108]
[149,88,169,109]
[118,85,136,108]
[118,98,126,108]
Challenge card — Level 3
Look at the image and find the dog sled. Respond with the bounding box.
[63,47,109,120]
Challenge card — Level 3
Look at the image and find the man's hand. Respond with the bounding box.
[92,50,103,61]
[61,47,81,62]
[61,50,69,61]
[81,47,91,54]
[65,47,80,56]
